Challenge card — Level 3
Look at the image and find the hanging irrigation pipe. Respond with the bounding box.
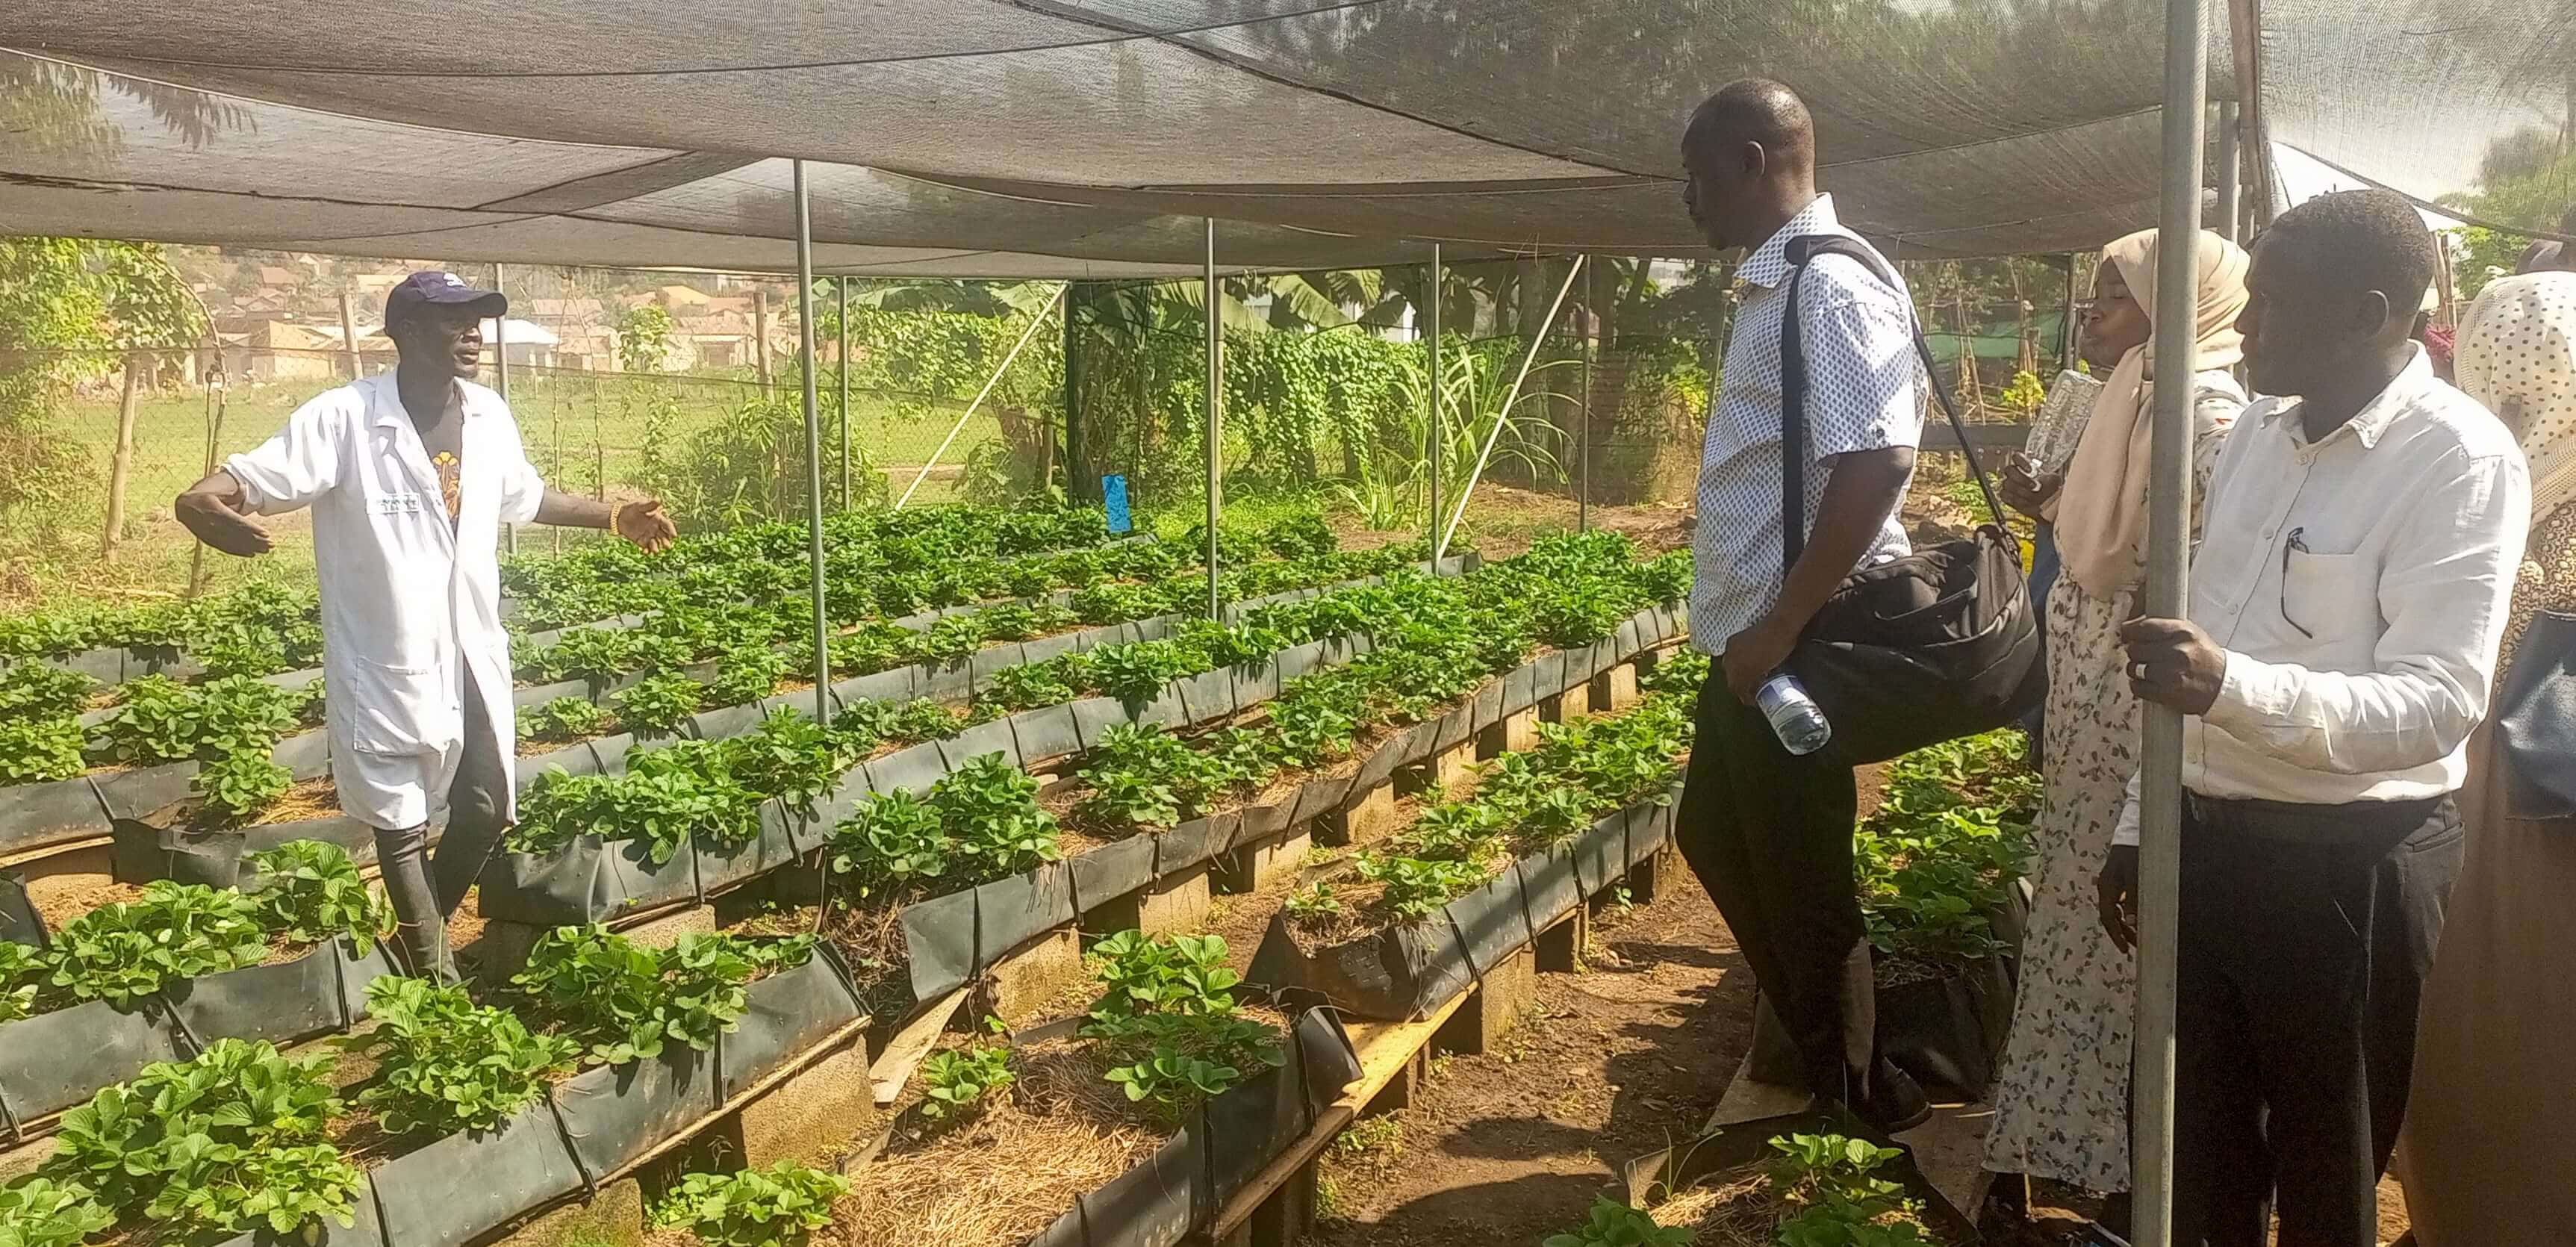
[1437,254,1584,563]
[895,285,1066,509]
[791,161,833,725]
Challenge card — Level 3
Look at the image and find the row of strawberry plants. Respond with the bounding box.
[0,921,824,1247]
[816,543,1676,906]
[1045,542,1691,841]
[0,503,1121,676]
[497,556,1528,885]
[1284,651,1701,933]
[1854,730,2036,970]
[850,928,1341,1247]
[0,506,1130,791]
[0,840,391,1023]
[511,536,1425,736]
[0,526,1387,853]
[502,502,1137,629]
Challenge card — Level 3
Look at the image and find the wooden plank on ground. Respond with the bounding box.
[1202,988,1475,1243]
[869,986,971,1106]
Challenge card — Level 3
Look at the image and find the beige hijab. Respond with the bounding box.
[2053,228,2250,597]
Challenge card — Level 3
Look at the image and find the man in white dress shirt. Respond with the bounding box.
[174,271,677,983]
[2101,191,2527,1247]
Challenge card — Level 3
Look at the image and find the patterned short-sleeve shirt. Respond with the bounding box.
[1689,194,1926,653]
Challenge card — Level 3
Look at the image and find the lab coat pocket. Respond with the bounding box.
[340,656,458,754]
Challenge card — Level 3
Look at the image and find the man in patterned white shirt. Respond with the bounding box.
[1670,79,1931,1131]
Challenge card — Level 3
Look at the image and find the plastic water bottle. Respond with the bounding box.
[1755,671,1832,756]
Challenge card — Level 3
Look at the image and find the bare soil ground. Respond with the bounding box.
[1300,757,2419,1247]
[1307,881,1755,1246]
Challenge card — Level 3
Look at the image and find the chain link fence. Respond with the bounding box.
[7,253,2076,608]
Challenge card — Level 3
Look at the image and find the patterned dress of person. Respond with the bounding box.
[2398,270,2576,1243]
[1980,373,2244,1192]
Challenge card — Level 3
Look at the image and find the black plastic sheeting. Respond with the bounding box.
[1021,1001,1361,1247]
[1247,783,1679,1022]
[372,1101,588,1247]
[1876,954,2015,1101]
[0,541,1312,874]
[1747,948,2017,1101]
[225,945,866,1247]
[505,596,1681,1036]
[0,936,397,1137]
[0,775,113,859]
[0,872,43,948]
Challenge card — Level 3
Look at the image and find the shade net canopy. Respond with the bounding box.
[7,0,2560,273]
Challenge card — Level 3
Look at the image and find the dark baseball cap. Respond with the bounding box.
[385,270,507,328]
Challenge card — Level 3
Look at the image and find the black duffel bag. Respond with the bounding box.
[1776,235,2044,765]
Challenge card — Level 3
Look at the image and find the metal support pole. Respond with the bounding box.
[1063,283,1086,500]
[1204,218,1222,618]
[1425,245,1443,567]
[1440,255,1584,562]
[1578,261,1594,534]
[837,276,851,509]
[2062,255,2080,373]
[2217,100,2243,243]
[337,290,363,381]
[494,262,514,554]
[792,161,833,725]
[2133,1,2207,1241]
[895,289,1063,508]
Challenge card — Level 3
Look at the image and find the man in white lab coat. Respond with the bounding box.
[175,270,677,981]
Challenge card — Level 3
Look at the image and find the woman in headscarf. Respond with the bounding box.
[1982,228,2253,1231]
[2397,265,2576,1244]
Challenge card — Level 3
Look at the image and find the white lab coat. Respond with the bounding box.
[226,374,546,830]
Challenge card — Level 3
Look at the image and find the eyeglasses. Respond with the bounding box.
[2280,527,2314,639]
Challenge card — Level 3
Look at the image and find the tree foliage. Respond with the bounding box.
[0,237,203,562]
[615,304,676,373]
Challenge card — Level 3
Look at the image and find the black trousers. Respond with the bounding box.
[2171,793,2462,1247]
[1673,671,1879,1101]
[373,668,511,983]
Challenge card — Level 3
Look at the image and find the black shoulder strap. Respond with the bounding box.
[1777,234,2009,568]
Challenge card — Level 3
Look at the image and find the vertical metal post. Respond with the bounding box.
[1203,218,1222,618]
[1578,261,1594,534]
[2134,1,2207,1241]
[494,262,514,554]
[1064,282,1086,500]
[1424,244,1442,566]
[837,276,851,509]
[337,290,363,381]
[792,161,833,725]
[754,287,774,395]
[2061,255,2080,373]
[1441,255,1584,561]
[2217,100,2243,243]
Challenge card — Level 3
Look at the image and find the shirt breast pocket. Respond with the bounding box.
[2281,549,2380,653]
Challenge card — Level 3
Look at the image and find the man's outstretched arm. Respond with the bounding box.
[533,488,677,552]
[175,470,276,557]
